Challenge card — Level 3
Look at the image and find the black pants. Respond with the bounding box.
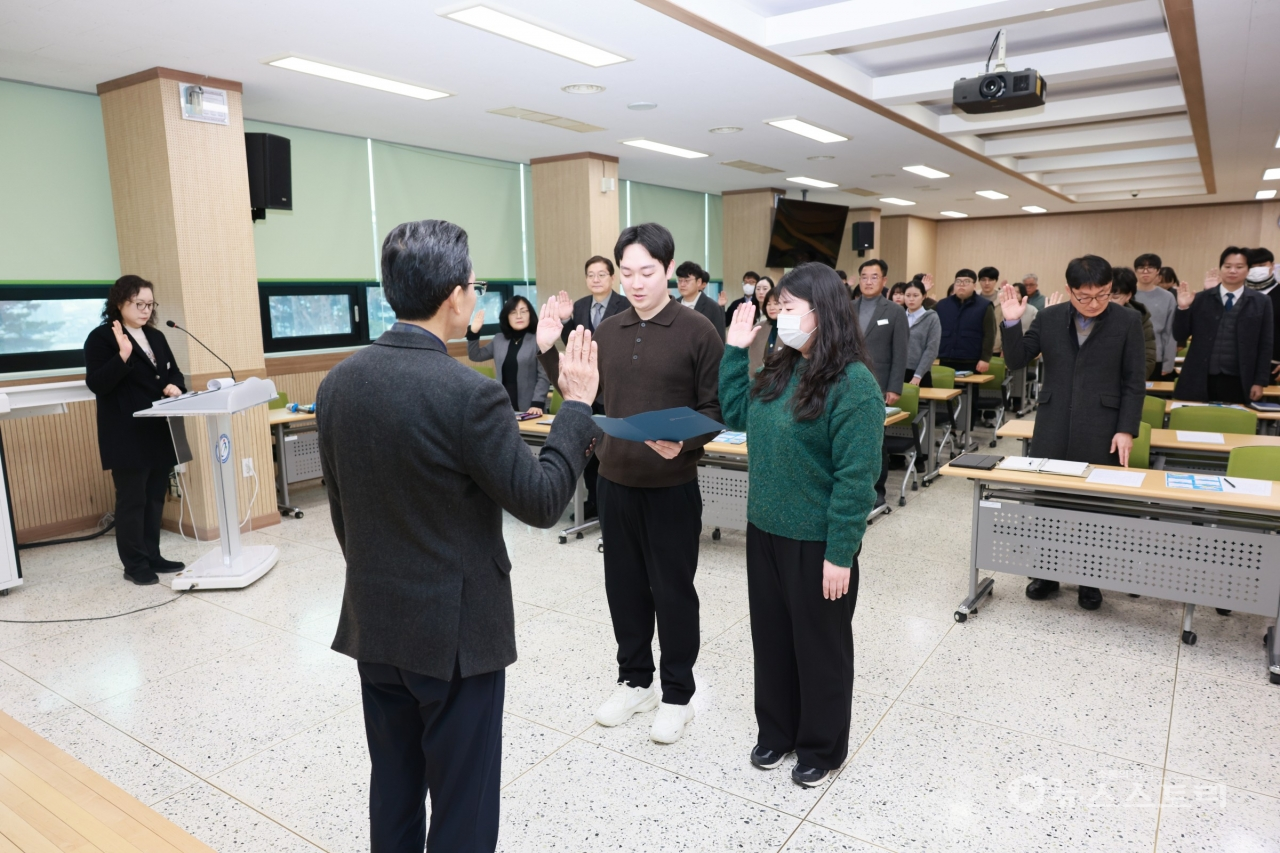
[359,662,504,853]
[596,476,702,704]
[584,453,600,508]
[111,466,170,574]
[903,368,933,388]
[1207,373,1247,404]
[746,525,858,769]
[939,357,979,374]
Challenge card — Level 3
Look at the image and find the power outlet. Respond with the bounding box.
[242,457,255,478]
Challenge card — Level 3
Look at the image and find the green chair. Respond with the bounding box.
[1130,421,1151,470]
[884,384,923,506]
[930,365,958,460]
[1167,406,1257,436]
[973,357,1010,448]
[548,389,563,415]
[471,363,496,380]
[1141,395,1166,431]
[268,392,289,410]
[1226,446,1280,480]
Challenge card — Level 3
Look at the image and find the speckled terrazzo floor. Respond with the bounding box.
[0,422,1276,853]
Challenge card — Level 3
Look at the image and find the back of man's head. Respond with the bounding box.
[382,220,471,321]
[698,268,710,285]
[615,223,675,268]
[1066,255,1113,289]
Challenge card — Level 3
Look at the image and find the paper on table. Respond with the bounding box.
[1175,430,1225,444]
[1086,469,1147,487]
[1221,477,1273,496]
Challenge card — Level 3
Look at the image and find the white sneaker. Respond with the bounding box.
[650,701,694,744]
[594,683,660,727]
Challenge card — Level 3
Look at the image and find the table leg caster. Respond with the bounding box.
[1271,672,1280,685]
[294,511,303,519]
[988,440,997,448]
[1216,608,1232,616]
[954,610,967,623]
[558,535,567,544]
[712,528,721,541]
[575,532,583,540]
[597,539,604,553]
[1182,630,1197,646]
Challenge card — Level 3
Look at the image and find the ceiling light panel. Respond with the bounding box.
[766,118,848,144]
[976,190,1010,199]
[787,176,839,188]
[488,106,602,133]
[940,211,968,218]
[267,57,450,101]
[445,7,627,67]
[622,139,708,159]
[880,197,916,206]
[1258,190,1278,200]
[721,160,782,174]
[903,165,950,180]
[841,187,879,197]
[1265,168,1280,181]
[1022,206,1048,213]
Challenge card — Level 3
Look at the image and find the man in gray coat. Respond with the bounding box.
[853,259,909,507]
[317,219,602,853]
[999,255,1146,611]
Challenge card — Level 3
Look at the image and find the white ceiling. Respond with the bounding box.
[0,0,1276,219]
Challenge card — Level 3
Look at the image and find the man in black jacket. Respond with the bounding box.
[1173,247,1275,404]
[999,255,1146,611]
[317,219,602,853]
[557,255,630,345]
[1244,247,1280,380]
[675,260,727,341]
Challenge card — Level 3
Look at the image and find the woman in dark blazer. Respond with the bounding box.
[84,275,187,585]
[466,295,551,415]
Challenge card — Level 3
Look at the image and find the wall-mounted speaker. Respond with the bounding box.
[852,221,874,253]
[245,132,291,221]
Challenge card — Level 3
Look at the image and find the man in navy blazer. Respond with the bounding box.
[558,255,629,345]
[1173,247,1275,404]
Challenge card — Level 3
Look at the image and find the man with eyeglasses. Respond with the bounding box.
[1133,253,1178,380]
[998,255,1146,611]
[935,268,996,375]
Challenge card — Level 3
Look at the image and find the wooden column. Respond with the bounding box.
[880,215,938,284]
[530,152,620,302]
[96,67,277,536]
[722,188,787,285]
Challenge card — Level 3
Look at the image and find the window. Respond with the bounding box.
[0,285,111,372]
[259,283,366,352]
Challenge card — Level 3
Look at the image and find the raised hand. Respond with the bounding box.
[1046,291,1065,307]
[717,289,727,307]
[537,298,566,352]
[111,320,133,362]
[921,273,934,293]
[726,301,762,349]
[469,308,486,334]
[555,290,574,322]
[557,327,599,404]
[1175,280,1194,311]
[1204,269,1220,290]
[998,282,1027,323]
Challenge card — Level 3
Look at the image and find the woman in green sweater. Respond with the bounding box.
[721,262,883,788]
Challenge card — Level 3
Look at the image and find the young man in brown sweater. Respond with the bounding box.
[537,223,724,745]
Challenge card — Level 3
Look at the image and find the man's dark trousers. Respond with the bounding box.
[597,476,702,704]
[359,661,504,853]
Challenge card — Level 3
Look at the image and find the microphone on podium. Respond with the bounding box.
[165,320,237,382]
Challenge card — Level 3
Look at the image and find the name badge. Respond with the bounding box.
[877,318,889,326]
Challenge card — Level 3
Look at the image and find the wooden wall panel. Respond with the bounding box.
[723,189,787,286]
[936,202,1280,297]
[880,215,937,285]
[530,153,619,302]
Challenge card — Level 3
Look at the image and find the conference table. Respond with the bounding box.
[267,408,318,519]
[918,387,964,484]
[954,373,996,452]
[939,460,1280,684]
[1145,380,1280,398]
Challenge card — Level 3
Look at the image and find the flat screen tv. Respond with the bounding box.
[765,198,848,268]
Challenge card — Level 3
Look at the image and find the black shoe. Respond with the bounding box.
[583,501,598,521]
[1025,579,1060,600]
[150,557,185,573]
[873,498,886,510]
[1078,586,1102,610]
[791,764,830,787]
[750,746,786,770]
[123,568,159,586]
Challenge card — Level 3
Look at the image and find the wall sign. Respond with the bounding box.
[179,84,229,125]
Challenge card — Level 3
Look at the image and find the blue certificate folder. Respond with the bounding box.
[592,407,726,443]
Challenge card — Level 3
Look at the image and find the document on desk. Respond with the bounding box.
[1086,469,1147,488]
[997,456,1090,477]
[593,407,726,443]
[1164,473,1270,495]
[1175,430,1225,444]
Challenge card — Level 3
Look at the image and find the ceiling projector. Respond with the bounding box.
[953,29,1047,114]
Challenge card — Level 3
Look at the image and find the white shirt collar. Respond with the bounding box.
[906,306,927,325]
[1219,283,1245,304]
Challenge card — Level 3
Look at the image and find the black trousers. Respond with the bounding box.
[359,662,504,853]
[596,476,702,704]
[903,368,933,388]
[1207,373,1247,404]
[939,357,979,374]
[584,453,600,508]
[111,466,170,573]
[746,525,858,769]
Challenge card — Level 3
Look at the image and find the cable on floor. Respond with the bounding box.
[18,519,115,551]
[0,592,188,624]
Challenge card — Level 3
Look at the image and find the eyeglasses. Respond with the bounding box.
[1070,289,1112,305]
[954,279,975,286]
[472,281,487,297]
[131,301,158,312]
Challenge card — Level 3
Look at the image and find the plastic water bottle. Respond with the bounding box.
[286,403,316,414]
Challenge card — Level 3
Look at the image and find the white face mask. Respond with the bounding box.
[1247,266,1272,283]
[743,282,756,296]
[776,308,815,350]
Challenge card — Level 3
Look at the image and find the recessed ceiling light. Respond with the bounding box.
[1264,168,1280,181]
[788,176,839,188]
[709,126,742,134]
[561,83,605,94]
[266,57,450,101]
[872,173,896,179]
[445,7,627,67]
[1257,190,1278,200]
[940,211,968,218]
[807,155,835,161]
[903,165,950,180]
[976,190,1010,199]
[1022,205,1048,213]
[880,197,916,206]
[628,101,658,111]
[621,139,708,159]
[766,117,848,144]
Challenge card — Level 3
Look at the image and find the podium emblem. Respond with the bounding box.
[217,434,231,464]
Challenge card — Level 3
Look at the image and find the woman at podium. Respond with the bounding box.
[84,275,187,586]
